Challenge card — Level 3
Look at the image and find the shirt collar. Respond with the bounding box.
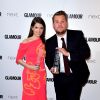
[57,31,67,41]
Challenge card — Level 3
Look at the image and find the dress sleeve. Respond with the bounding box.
[16,43,28,64]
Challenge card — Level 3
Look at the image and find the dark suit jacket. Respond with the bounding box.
[45,29,91,86]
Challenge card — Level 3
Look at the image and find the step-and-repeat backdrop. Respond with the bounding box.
[0,0,100,100]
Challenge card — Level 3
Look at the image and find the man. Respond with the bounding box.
[45,10,91,100]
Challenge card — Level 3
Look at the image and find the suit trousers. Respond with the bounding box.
[53,73,82,100]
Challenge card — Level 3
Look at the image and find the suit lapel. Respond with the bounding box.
[53,34,58,48]
[67,30,70,51]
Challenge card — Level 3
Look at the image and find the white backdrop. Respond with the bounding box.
[0,0,100,100]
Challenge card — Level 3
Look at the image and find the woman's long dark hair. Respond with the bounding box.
[28,17,46,44]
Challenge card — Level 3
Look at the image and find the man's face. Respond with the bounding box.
[53,15,68,35]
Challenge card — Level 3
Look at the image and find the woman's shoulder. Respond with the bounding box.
[21,37,41,45]
[21,38,29,43]
[21,38,34,44]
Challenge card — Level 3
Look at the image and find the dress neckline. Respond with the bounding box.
[21,38,41,45]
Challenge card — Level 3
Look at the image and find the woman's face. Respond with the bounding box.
[32,23,44,37]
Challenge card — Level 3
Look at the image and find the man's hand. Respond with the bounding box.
[57,47,70,56]
[50,67,59,74]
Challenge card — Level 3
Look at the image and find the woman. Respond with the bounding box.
[16,17,47,100]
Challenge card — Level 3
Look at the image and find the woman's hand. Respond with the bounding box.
[28,65,40,71]
[17,59,40,71]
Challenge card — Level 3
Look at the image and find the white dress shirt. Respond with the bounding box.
[57,32,71,73]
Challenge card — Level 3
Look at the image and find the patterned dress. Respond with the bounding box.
[16,38,47,100]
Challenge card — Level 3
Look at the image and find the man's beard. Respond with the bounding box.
[56,29,67,35]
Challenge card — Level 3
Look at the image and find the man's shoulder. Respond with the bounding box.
[67,29,84,37]
[67,29,82,33]
[46,34,56,42]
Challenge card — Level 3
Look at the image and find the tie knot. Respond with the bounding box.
[61,37,67,49]
[61,38,64,41]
